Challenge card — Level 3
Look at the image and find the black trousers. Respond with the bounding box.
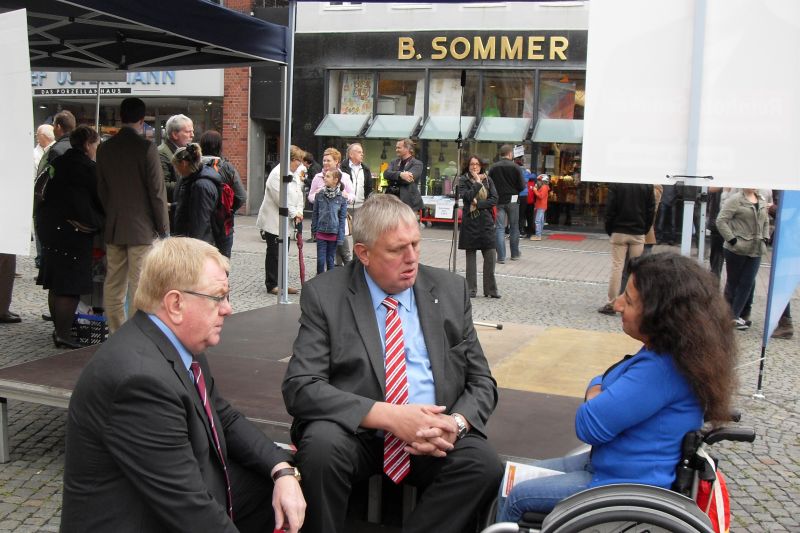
[264,231,279,291]
[294,419,503,533]
[229,460,276,533]
[709,229,725,279]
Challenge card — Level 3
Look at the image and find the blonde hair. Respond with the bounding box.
[352,194,417,247]
[290,145,305,162]
[323,147,342,163]
[134,237,229,313]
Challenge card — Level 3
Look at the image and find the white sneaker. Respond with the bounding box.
[733,318,749,331]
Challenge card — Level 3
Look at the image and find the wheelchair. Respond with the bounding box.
[481,414,756,533]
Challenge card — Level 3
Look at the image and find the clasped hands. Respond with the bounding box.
[399,171,415,183]
[387,404,460,458]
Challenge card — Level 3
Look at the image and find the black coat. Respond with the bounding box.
[458,173,498,250]
[384,156,424,211]
[173,165,220,245]
[604,183,656,236]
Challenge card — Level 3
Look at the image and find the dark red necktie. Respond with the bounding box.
[382,297,410,483]
[190,361,233,518]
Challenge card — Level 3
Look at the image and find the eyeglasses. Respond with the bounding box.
[180,290,230,305]
[469,162,481,167]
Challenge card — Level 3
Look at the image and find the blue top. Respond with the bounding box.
[575,346,703,489]
[363,270,436,406]
[311,188,348,243]
[518,168,533,196]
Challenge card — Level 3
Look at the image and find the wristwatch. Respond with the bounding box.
[272,466,302,483]
[452,413,468,439]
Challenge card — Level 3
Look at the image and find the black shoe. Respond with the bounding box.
[52,331,82,349]
[598,304,617,316]
[469,292,477,298]
[42,313,53,322]
[0,313,21,324]
[487,294,501,299]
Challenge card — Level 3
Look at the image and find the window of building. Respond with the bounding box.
[482,71,534,118]
[377,71,425,116]
[329,70,375,114]
[428,70,479,117]
[538,70,586,119]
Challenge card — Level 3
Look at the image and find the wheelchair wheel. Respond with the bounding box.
[541,484,714,533]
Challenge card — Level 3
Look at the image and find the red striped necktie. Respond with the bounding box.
[190,361,234,518]
[382,296,411,484]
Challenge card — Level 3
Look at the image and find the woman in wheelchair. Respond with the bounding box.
[497,252,737,523]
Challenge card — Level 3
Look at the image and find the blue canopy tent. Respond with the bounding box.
[0,0,303,301]
[0,0,288,69]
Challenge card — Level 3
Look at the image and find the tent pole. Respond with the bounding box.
[278,0,296,305]
[95,81,101,132]
[753,345,766,399]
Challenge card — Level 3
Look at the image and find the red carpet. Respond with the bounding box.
[547,233,586,242]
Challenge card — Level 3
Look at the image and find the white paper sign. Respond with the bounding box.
[0,9,34,254]
[434,200,454,219]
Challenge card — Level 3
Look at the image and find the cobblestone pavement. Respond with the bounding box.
[0,216,797,532]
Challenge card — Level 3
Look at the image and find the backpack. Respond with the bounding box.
[33,163,55,210]
[694,447,731,533]
[202,160,236,249]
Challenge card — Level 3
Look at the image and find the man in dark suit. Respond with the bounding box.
[61,237,305,533]
[96,97,169,333]
[383,138,424,214]
[283,194,502,533]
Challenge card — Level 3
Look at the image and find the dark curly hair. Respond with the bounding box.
[627,252,737,425]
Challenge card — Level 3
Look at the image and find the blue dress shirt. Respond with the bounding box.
[363,270,436,406]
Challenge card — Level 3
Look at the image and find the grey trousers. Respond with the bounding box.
[465,248,498,297]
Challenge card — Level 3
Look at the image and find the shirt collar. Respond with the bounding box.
[147,314,194,373]
[363,268,413,312]
[349,160,362,170]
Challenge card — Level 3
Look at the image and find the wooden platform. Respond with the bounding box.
[0,304,582,463]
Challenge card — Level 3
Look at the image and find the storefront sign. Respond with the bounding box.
[30,69,224,97]
[398,35,569,62]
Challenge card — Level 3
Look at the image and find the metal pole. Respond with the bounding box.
[277,1,296,304]
[680,0,707,258]
[697,186,707,263]
[753,345,766,399]
[95,81,101,132]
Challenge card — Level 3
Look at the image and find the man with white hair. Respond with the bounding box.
[158,114,195,220]
[33,124,55,173]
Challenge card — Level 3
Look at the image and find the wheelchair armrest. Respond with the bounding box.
[703,426,755,445]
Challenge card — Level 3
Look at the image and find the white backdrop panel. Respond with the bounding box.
[696,0,800,189]
[582,0,695,184]
[582,0,800,189]
[0,10,34,255]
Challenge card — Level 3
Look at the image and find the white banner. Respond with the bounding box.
[0,10,34,255]
[582,0,800,189]
[31,69,225,98]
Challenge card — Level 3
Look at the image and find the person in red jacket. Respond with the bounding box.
[530,174,550,241]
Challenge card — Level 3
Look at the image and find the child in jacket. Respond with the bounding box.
[311,169,347,274]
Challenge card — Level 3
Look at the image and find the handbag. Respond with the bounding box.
[33,163,55,208]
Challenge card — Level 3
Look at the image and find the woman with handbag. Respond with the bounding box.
[36,125,104,349]
[458,155,500,298]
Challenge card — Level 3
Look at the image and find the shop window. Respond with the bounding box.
[482,71,534,118]
[538,71,585,119]
[329,70,375,115]
[377,71,425,116]
[428,70,479,117]
[424,141,463,196]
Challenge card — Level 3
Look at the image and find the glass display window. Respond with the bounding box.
[377,71,425,116]
[538,70,586,120]
[482,71,534,118]
[424,141,463,196]
[329,70,375,115]
[428,70,479,117]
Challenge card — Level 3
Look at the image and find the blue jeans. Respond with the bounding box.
[495,202,520,261]
[723,249,761,318]
[497,451,593,523]
[316,239,337,274]
[534,208,546,237]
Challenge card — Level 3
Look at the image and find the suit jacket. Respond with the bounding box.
[61,312,292,533]
[383,156,424,211]
[96,127,169,245]
[282,261,498,441]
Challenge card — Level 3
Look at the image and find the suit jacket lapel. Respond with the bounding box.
[131,312,219,454]
[347,262,388,394]
[413,267,447,406]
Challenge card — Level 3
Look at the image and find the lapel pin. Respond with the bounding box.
[434,298,439,304]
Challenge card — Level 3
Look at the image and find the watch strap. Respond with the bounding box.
[272,466,300,483]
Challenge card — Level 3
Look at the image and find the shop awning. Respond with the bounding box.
[314,114,370,137]
[0,0,288,70]
[532,119,584,144]
[474,117,532,142]
[364,115,422,139]
[418,116,476,141]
